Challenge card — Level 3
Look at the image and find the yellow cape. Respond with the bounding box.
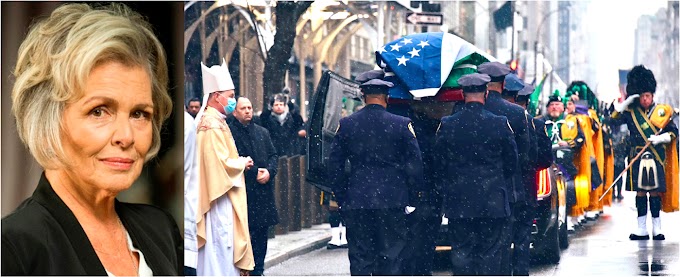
[602,135,615,207]
[571,114,592,211]
[661,135,679,212]
[587,110,605,211]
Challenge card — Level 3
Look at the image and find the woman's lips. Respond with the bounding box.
[100,157,135,170]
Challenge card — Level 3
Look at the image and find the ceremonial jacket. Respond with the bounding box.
[610,103,678,212]
[543,114,585,180]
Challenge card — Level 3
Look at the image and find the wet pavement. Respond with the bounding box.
[528,190,680,276]
[267,190,680,276]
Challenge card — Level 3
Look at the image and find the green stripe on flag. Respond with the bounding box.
[528,73,549,117]
[442,52,491,88]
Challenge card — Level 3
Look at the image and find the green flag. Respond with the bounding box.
[528,73,549,116]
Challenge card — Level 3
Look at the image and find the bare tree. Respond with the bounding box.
[262,1,313,112]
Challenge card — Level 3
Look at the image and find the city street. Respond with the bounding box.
[267,191,680,276]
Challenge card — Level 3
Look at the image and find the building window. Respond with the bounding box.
[359,37,365,60]
[351,36,356,58]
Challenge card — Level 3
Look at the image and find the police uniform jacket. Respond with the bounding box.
[484,91,532,204]
[410,111,443,208]
[2,173,182,275]
[228,120,280,228]
[524,117,554,205]
[328,104,424,210]
[435,102,518,219]
[533,117,554,170]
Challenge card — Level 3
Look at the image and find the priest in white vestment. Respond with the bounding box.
[193,59,255,276]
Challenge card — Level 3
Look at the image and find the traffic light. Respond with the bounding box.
[493,1,513,30]
[410,1,441,13]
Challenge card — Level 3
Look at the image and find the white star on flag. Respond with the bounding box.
[397,55,409,66]
[390,44,402,51]
[401,38,413,45]
[378,46,387,54]
[408,48,421,58]
[417,40,430,48]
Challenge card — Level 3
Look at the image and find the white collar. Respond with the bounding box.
[105,230,153,277]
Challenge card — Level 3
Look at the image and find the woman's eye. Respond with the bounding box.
[90,107,105,117]
[132,110,151,119]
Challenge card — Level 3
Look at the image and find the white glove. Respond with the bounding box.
[405,206,416,214]
[614,94,639,113]
[649,133,672,145]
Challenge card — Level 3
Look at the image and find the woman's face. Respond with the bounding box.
[60,61,153,193]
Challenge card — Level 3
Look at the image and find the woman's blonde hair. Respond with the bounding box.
[12,3,173,169]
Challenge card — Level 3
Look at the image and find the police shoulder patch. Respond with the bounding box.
[408,122,416,138]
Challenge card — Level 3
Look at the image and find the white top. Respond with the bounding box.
[184,111,199,269]
[105,230,153,277]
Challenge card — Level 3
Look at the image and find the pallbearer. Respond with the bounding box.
[435,73,517,276]
[327,70,424,275]
[502,74,543,276]
[477,62,532,275]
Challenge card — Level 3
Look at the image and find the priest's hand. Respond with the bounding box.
[257,168,270,184]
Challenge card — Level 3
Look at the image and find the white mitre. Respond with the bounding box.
[194,58,234,124]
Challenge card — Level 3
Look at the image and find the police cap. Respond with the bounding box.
[360,79,394,94]
[477,62,511,82]
[355,70,385,83]
[518,84,535,97]
[458,73,491,93]
[502,73,524,96]
[516,84,534,103]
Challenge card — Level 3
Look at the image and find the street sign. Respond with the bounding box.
[406,12,443,26]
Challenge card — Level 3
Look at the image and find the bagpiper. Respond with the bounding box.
[539,91,586,232]
[609,65,678,240]
[566,82,606,221]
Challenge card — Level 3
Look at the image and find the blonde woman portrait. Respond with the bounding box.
[1,3,183,275]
